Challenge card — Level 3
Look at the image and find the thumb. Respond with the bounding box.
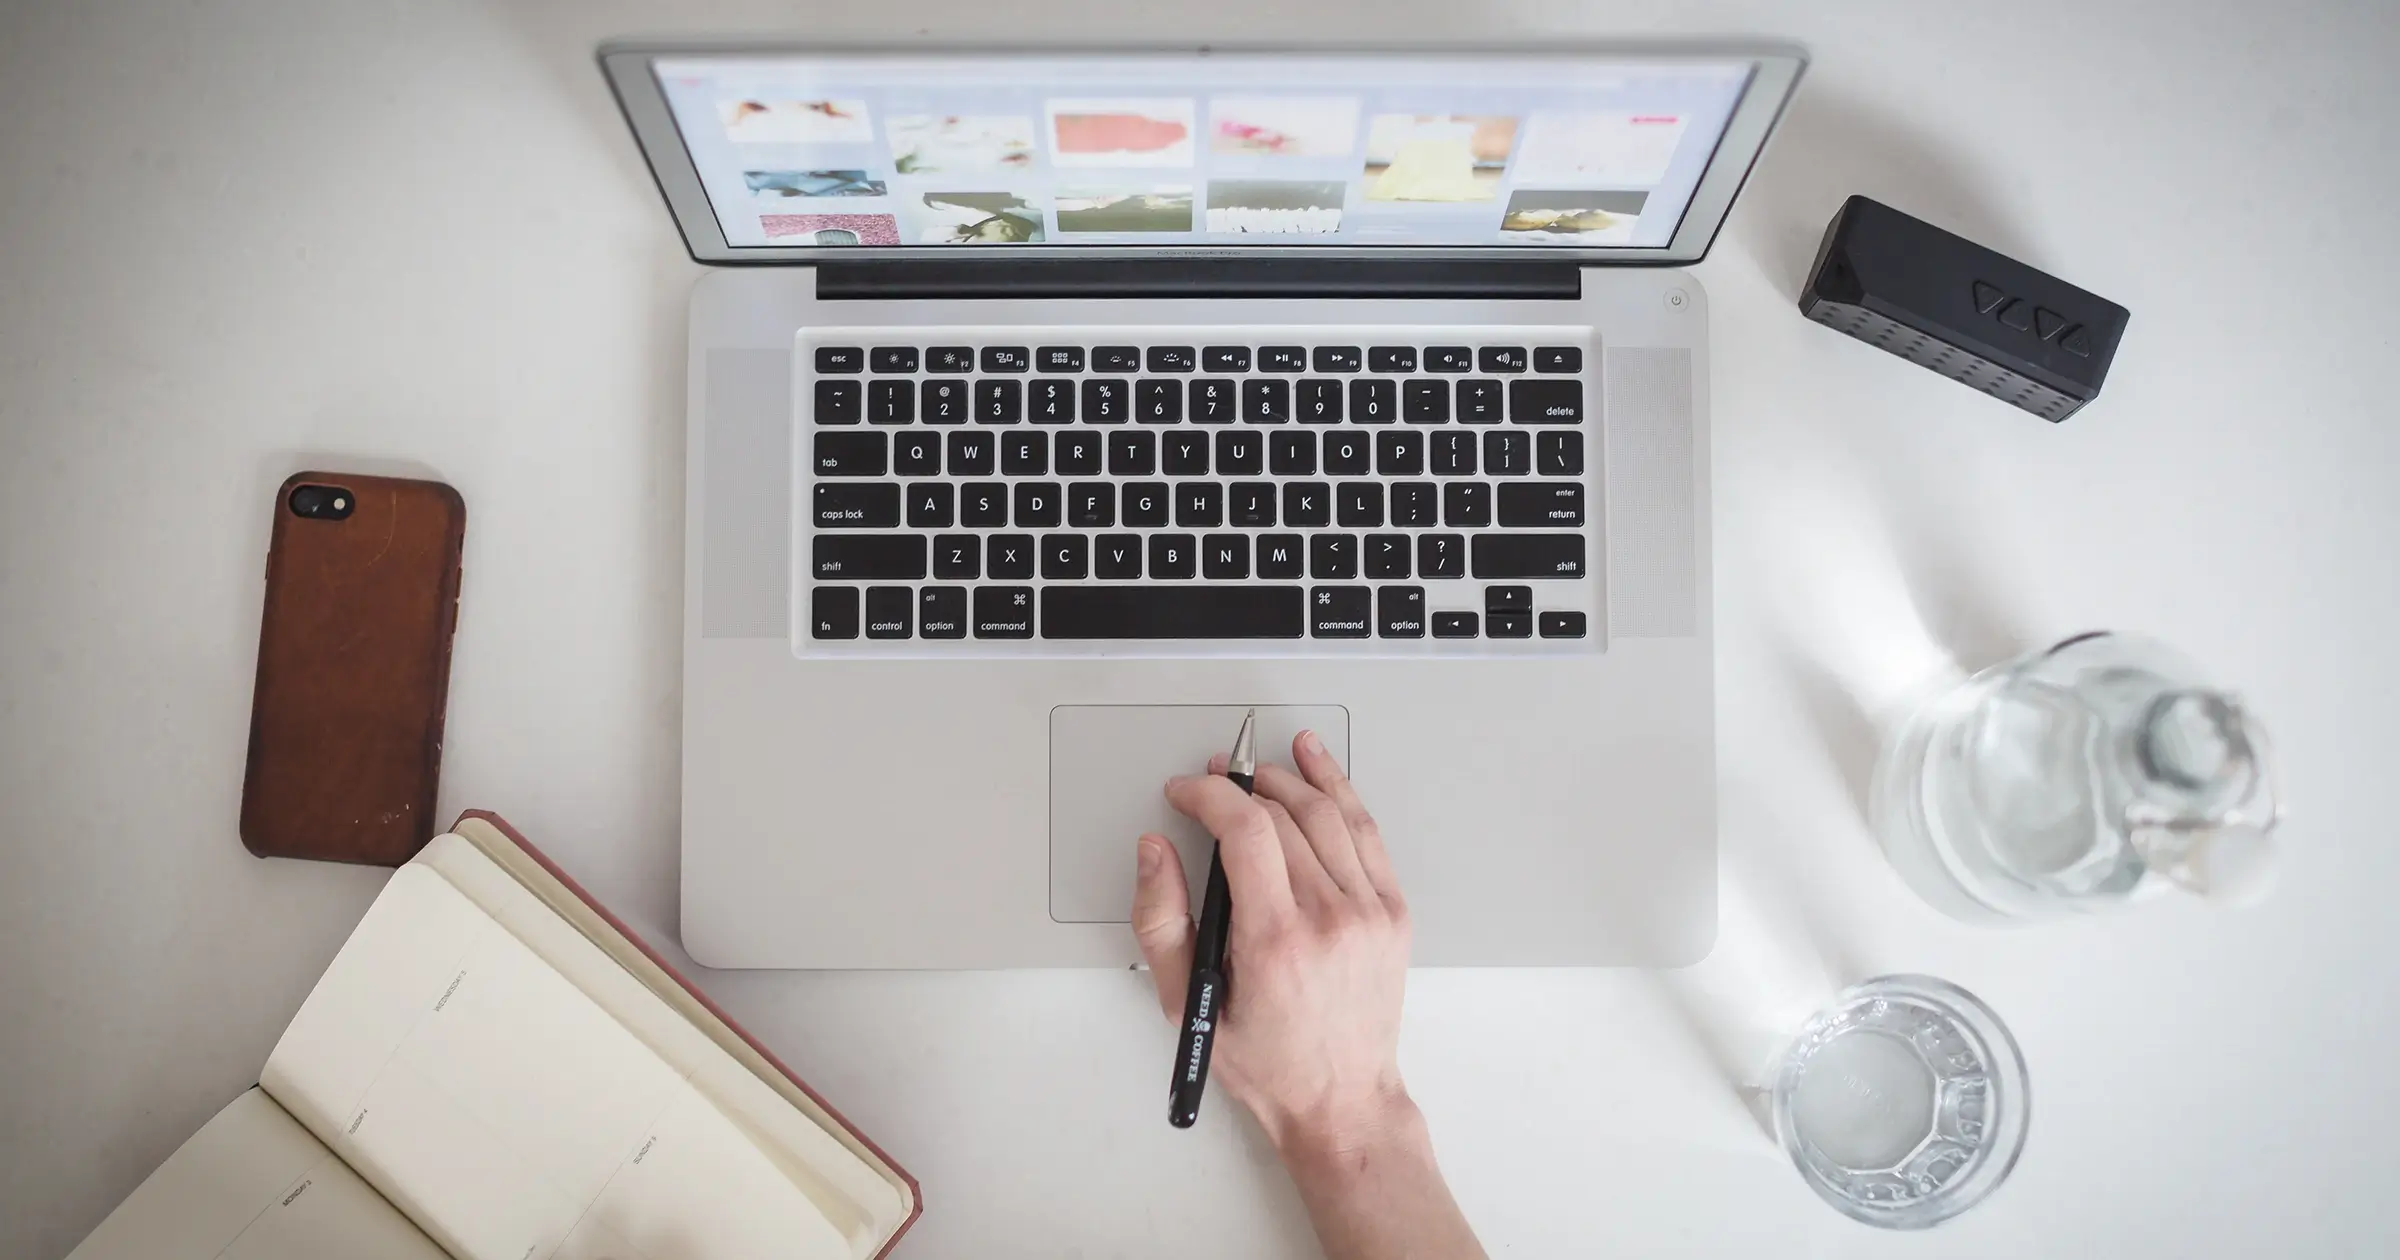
[1131,834,1193,1023]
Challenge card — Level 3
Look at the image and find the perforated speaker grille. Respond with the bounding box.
[1807,300,2081,421]
[1603,347,1697,639]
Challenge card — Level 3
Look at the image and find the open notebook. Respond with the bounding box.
[69,812,921,1260]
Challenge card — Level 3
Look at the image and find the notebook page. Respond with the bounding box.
[260,865,851,1260]
[419,827,903,1248]
[66,1087,448,1260]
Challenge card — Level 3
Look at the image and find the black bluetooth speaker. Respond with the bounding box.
[1800,196,2130,422]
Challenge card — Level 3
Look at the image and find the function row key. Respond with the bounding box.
[846,345,1584,377]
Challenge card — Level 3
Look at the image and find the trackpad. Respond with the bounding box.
[1050,705,1351,923]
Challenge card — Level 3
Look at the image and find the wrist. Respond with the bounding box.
[1266,1083,1428,1177]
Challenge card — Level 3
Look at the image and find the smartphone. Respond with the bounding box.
[240,472,466,864]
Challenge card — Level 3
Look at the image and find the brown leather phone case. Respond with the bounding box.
[240,472,465,864]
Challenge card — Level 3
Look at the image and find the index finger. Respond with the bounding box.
[1164,773,1295,920]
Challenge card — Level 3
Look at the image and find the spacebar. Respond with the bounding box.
[1041,586,1306,639]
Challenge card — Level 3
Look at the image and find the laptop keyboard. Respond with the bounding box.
[798,327,1600,654]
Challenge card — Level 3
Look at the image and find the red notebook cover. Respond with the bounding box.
[455,810,922,1258]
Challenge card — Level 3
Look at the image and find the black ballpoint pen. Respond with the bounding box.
[1170,708,1255,1128]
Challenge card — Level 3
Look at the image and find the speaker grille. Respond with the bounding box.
[1807,300,2079,422]
[1604,347,1697,638]
[700,348,792,639]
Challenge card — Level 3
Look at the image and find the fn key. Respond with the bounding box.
[811,587,859,639]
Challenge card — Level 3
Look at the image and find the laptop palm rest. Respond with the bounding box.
[1049,705,1351,923]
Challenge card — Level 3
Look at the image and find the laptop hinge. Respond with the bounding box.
[813,259,1582,301]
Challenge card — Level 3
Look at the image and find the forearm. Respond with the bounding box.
[1275,1097,1487,1260]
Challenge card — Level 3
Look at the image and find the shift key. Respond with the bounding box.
[1471,533,1586,578]
[813,534,926,579]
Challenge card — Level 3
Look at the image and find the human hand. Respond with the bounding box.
[1131,730,1414,1155]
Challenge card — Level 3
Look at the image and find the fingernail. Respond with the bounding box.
[1138,839,1163,874]
[1299,729,1322,752]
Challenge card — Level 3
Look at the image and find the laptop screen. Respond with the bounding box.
[644,53,1759,253]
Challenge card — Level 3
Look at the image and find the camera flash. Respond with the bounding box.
[333,497,347,510]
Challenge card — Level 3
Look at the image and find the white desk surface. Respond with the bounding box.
[4,1,2395,1256]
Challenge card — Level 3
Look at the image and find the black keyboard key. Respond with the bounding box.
[907,482,955,528]
[1426,346,1473,373]
[1364,533,1411,579]
[812,534,926,580]
[1419,533,1466,577]
[1484,429,1531,476]
[1203,346,1252,372]
[1013,482,1061,527]
[933,534,981,579]
[1043,586,1304,639]
[1539,430,1584,476]
[1190,378,1238,424]
[921,379,969,424]
[815,379,862,424]
[1147,346,1197,373]
[1473,533,1587,578]
[1270,431,1317,476]
[947,432,995,476]
[976,379,1023,424]
[1443,482,1491,527]
[1203,534,1249,579]
[811,586,859,639]
[1216,430,1263,475]
[813,483,900,528]
[816,346,864,374]
[1510,379,1584,424]
[1228,481,1277,526]
[1310,534,1358,579]
[920,586,967,638]
[987,534,1036,579]
[1094,534,1143,578]
[1349,378,1396,425]
[1259,346,1307,373]
[1540,610,1588,638]
[1037,346,1085,373]
[1499,482,1585,527]
[1109,431,1157,477]
[1031,379,1076,424]
[1149,533,1197,579]
[927,346,976,374]
[1056,431,1104,476]
[1243,379,1291,424]
[1310,586,1371,638]
[1433,431,1478,476]
[1336,481,1384,527]
[1283,481,1331,527]
[1432,610,1479,639]
[1369,346,1418,372]
[1257,534,1304,578]
[865,586,912,639]
[1298,379,1344,424]
[1137,379,1183,424]
[1487,586,1532,614]
[1122,482,1170,527]
[1490,610,1533,638]
[872,347,918,373]
[1094,345,1142,372]
[1313,346,1363,373]
[1001,431,1048,476]
[1163,432,1210,475]
[1377,431,1425,476]
[1176,481,1223,528]
[869,380,914,425]
[1392,481,1439,527]
[1404,380,1449,423]
[960,481,1007,527]
[981,346,1031,373]
[813,431,887,476]
[1041,533,1089,580]
[1457,379,1503,424]
[1324,431,1371,476]
[1479,346,1529,374]
[1068,482,1115,527]
[1378,585,1426,637]
[1534,346,1581,373]
[894,432,940,476]
[1082,378,1129,424]
[974,586,1036,638]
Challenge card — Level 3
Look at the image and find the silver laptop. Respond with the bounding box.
[601,43,1805,967]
